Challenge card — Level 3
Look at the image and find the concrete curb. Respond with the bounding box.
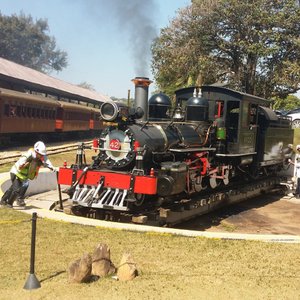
[9,206,300,243]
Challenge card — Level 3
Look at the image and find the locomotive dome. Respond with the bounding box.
[148,92,171,120]
[186,89,209,122]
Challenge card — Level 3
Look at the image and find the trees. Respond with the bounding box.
[273,95,300,111]
[77,82,95,91]
[0,12,67,73]
[151,0,300,99]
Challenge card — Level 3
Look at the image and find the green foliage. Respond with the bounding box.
[77,82,95,91]
[0,11,68,73]
[152,0,300,98]
[273,94,300,110]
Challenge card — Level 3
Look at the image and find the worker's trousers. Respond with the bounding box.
[1,173,29,205]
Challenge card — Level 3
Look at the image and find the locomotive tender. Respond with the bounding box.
[58,77,294,216]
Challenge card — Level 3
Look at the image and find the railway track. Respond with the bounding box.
[60,175,287,227]
[0,141,93,166]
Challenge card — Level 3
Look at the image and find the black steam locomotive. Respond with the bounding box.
[58,77,294,214]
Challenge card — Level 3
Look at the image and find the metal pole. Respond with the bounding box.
[127,89,131,107]
[56,171,64,211]
[30,213,37,274]
[24,212,41,290]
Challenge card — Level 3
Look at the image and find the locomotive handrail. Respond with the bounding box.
[93,147,131,153]
[169,147,216,152]
[216,152,257,157]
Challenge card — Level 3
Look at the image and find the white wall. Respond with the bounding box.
[0,170,57,196]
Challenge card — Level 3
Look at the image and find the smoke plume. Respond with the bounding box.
[83,0,158,77]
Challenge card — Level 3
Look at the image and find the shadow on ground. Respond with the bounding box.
[174,193,300,235]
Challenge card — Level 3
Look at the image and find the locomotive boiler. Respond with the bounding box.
[58,77,294,217]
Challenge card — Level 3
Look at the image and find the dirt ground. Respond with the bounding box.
[176,193,300,236]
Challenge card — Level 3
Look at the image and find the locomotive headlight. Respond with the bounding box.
[100,102,119,121]
[100,101,129,122]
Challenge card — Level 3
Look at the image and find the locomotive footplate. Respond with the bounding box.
[157,176,282,226]
[157,176,283,226]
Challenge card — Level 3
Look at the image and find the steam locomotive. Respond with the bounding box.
[58,77,294,215]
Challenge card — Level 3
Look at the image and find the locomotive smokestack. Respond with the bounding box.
[132,77,152,122]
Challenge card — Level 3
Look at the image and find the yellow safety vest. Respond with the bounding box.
[12,149,43,181]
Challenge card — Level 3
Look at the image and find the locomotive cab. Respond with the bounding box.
[199,86,262,157]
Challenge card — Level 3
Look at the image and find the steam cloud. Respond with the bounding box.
[80,0,158,77]
[105,0,158,76]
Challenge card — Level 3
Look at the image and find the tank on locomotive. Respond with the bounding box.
[148,92,172,121]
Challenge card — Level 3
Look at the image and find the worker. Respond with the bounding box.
[288,144,300,199]
[0,141,56,208]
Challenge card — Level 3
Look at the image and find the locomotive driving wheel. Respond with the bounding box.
[190,173,207,192]
[133,193,145,207]
[209,176,221,189]
[223,169,230,185]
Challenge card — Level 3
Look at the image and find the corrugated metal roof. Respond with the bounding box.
[0,57,111,103]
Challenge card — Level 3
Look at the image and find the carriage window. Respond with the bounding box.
[214,101,224,118]
[27,107,32,118]
[4,104,10,117]
[21,106,27,117]
[32,107,36,118]
[52,110,56,119]
[9,105,17,117]
[15,106,19,117]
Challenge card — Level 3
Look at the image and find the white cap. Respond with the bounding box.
[296,144,300,150]
[34,141,47,155]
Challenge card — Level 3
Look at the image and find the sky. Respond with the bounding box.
[0,0,191,98]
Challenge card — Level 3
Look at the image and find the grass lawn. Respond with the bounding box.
[0,208,299,300]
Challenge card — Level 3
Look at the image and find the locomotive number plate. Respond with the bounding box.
[109,139,121,150]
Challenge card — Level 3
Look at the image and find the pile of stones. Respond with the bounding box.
[68,243,138,283]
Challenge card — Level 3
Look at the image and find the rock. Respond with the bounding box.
[131,215,148,224]
[92,243,116,277]
[117,253,138,281]
[68,253,92,283]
